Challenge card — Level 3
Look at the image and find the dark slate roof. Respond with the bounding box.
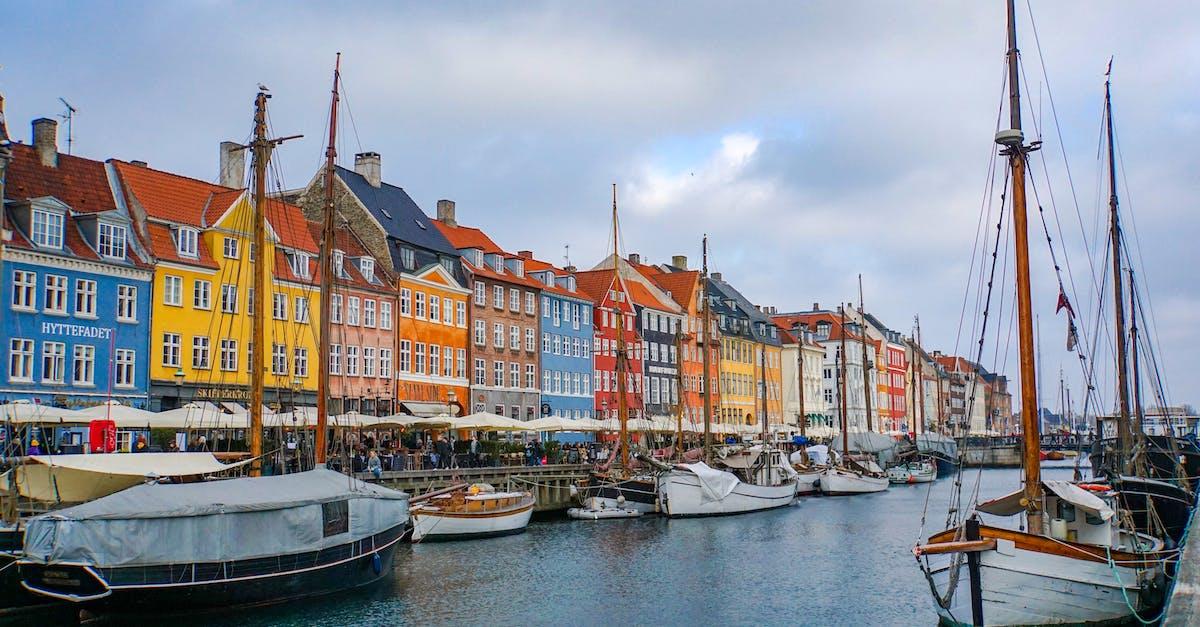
[707,276,781,346]
[334,165,458,257]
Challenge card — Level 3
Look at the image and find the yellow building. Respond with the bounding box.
[115,161,321,410]
[718,336,758,426]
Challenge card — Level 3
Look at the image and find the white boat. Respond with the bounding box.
[410,485,534,542]
[658,448,798,517]
[887,459,937,484]
[567,506,643,520]
[793,469,823,495]
[819,466,889,495]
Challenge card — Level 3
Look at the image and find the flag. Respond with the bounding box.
[1066,319,1079,352]
[1055,288,1075,319]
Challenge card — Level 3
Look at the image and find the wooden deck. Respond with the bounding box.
[1165,508,1200,625]
[356,463,591,512]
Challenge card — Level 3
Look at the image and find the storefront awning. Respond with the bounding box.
[398,401,453,418]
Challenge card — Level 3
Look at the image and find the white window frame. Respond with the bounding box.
[43,274,67,314]
[74,279,97,318]
[98,222,127,259]
[72,344,96,386]
[162,333,181,368]
[31,209,64,249]
[193,279,211,310]
[12,270,36,311]
[363,299,376,328]
[41,341,66,384]
[9,338,33,382]
[192,336,211,370]
[176,227,199,258]
[114,348,136,388]
[380,301,393,330]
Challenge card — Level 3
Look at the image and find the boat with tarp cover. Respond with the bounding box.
[18,468,408,608]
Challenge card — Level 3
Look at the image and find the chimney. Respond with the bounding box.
[354,152,381,188]
[517,250,533,260]
[711,272,722,281]
[219,141,245,188]
[627,252,640,265]
[32,118,57,167]
[672,255,688,269]
[813,302,820,311]
[436,199,456,226]
[130,160,148,168]
[564,265,577,273]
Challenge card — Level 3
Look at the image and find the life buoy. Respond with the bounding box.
[1077,483,1110,492]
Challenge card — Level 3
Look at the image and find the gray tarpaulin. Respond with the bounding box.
[916,433,958,459]
[832,431,904,465]
[23,468,409,568]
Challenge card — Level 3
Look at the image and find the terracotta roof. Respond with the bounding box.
[303,221,394,291]
[432,220,543,289]
[520,257,592,301]
[574,268,673,312]
[647,270,699,311]
[771,311,868,343]
[145,222,218,269]
[5,144,118,214]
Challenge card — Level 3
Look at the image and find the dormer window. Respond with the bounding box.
[440,257,455,274]
[31,209,64,249]
[359,257,374,281]
[332,250,349,278]
[97,222,127,259]
[400,247,415,270]
[290,252,311,279]
[176,227,199,258]
[470,250,483,267]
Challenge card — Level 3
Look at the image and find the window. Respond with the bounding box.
[192,336,211,369]
[380,301,392,330]
[400,247,416,270]
[295,296,310,323]
[363,299,376,327]
[175,227,199,258]
[583,305,590,324]
[72,345,95,385]
[542,296,550,317]
[573,373,581,395]
[552,335,561,355]
[474,320,486,346]
[510,362,520,388]
[493,323,504,348]
[400,288,412,316]
[525,292,535,315]
[455,301,466,326]
[542,333,550,353]
[12,270,36,310]
[333,250,346,277]
[456,349,466,378]
[43,275,66,314]
[221,284,238,313]
[346,346,360,376]
[75,279,97,317]
[223,237,239,260]
[572,303,581,329]
[294,347,309,378]
[8,339,33,381]
[331,294,343,323]
[440,257,455,274]
[493,285,504,309]
[272,343,288,375]
[114,349,135,387]
[428,345,439,378]
[246,342,254,373]
[443,299,454,325]
[379,348,393,379]
[525,328,535,352]
[31,209,64,249]
[247,289,254,316]
[359,257,374,281]
[220,339,238,371]
[543,370,551,392]
[443,345,454,377]
[474,281,486,306]
[187,278,210,310]
[347,296,359,325]
[322,500,349,537]
[509,325,520,349]
[573,337,581,358]
[552,300,560,326]
[162,333,181,367]
[508,288,519,312]
[428,296,440,325]
[41,342,65,383]
[399,341,411,373]
[582,339,590,359]
[414,343,426,374]
[98,222,127,258]
[553,371,561,394]
[414,292,426,319]
[525,364,536,389]
[474,358,486,385]
[493,361,504,387]
[329,344,342,375]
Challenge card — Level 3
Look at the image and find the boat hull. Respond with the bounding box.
[411,502,533,542]
[819,468,889,495]
[658,470,795,517]
[19,524,407,611]
[793,471,822,495]
[583,474,659,514]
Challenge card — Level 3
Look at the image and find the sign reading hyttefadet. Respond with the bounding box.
[41,322,114,339]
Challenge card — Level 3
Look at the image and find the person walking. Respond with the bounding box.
[469,435,482,468]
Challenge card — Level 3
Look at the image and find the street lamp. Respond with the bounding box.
[447,389,458,417]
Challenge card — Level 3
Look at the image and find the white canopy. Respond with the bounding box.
[976,480,1115,521]
[5,452,253,503]
[0,401,89,424]
[73,401,159,427]
[525,416,603,432]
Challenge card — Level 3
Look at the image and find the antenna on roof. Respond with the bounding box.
[563,243,571,267]
[57,97,77,155]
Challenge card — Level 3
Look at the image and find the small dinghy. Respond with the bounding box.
[567,506,643,520]
[410,483,534,542]
[886,458,937,484]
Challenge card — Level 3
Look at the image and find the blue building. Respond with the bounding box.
[1,120,153,410]
[529,259,594,439]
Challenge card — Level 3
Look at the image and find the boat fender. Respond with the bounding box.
[372,552,382,575]
[1077,483,1110,492]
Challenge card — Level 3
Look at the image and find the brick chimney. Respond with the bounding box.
[672,255,687,269]
[627,252,640,265]
[813,302,820,311]
[437,199,457,226]
[354,152,381,188]
[711,272,722,281]
[32,118,57,167]
[219,141,245,188]
[517,250,533,260]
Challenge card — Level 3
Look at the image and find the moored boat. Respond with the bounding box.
[410,484,534,542]
[886,458,936,484]
[658,448,797,517]
[820,465,889,495]
[581,472,659,514]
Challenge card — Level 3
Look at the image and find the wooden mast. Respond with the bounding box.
[249,91,270,476]
[758,341,767,442]
[839,305,849,463]
[914,315,924,435]
[315,54,341,467]
[701,235,713,458]
[0,92,15,524]
[857,275,874,432]
[1104,67,1133,473]
[674,330,685,458]
[1002,0,1043,530]
[1128,269,1145,450]
[612,184,630,474]
[796,327,807,439]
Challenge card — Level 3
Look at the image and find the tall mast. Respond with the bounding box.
[1001,0,1042,530]
[315,54,341,467]
[249,91,270,476]
[1104,67,1133,472]
[796,327,807,439]
[701,235,713,457]
[1128,269,1144,443]
[857,275,874,432]
[838,306,849,463]
[758,343,767,442]
[674,330,685,458]
[612,184,630,473]
[914,315,923,435]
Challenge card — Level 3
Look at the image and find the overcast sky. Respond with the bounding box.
[4,1,1197,411]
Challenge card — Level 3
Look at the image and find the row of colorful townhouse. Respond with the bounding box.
[0,116,1009,433]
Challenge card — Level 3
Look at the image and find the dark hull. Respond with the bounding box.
[928,452,958,478]
[1110,475,1195,546]
[1092,436,1200,488]
[584,474,658,510]
[20,524,406,611]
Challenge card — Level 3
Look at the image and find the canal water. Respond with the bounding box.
[100,461,1088,627]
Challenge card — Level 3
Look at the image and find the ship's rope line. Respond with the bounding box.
[1104,546,1168,625]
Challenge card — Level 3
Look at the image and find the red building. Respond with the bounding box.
[575,269,644,421]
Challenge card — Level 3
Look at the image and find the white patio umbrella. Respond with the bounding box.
[75,401,159,428]
[0,401,89,424]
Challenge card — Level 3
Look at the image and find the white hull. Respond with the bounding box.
[658,470,796,517]
[926,539,1154,626]
[411,503,533,542]
[888,462,937,484]
[586,495,657,514]
[819,468,889,495]
[794,471,822,495]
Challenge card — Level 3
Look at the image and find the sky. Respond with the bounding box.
[3,1,1197,411]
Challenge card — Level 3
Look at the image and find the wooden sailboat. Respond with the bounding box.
[410,483,534,542]
[915,6,1172,624]
[788,323,823,496]
[18,62,411,610]
[819,305,888,495]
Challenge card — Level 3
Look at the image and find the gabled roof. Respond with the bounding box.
[575,267,675,313]
[5,144,117,214]
[303,221,394,291]
[334,165,458,257]
[771,311,869,344]
[523,257,592,302]
[146,222,218,269]
[431,219,543,289]
[708,275,779,345]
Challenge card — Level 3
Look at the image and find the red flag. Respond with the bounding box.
[1056,289,1075,319]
